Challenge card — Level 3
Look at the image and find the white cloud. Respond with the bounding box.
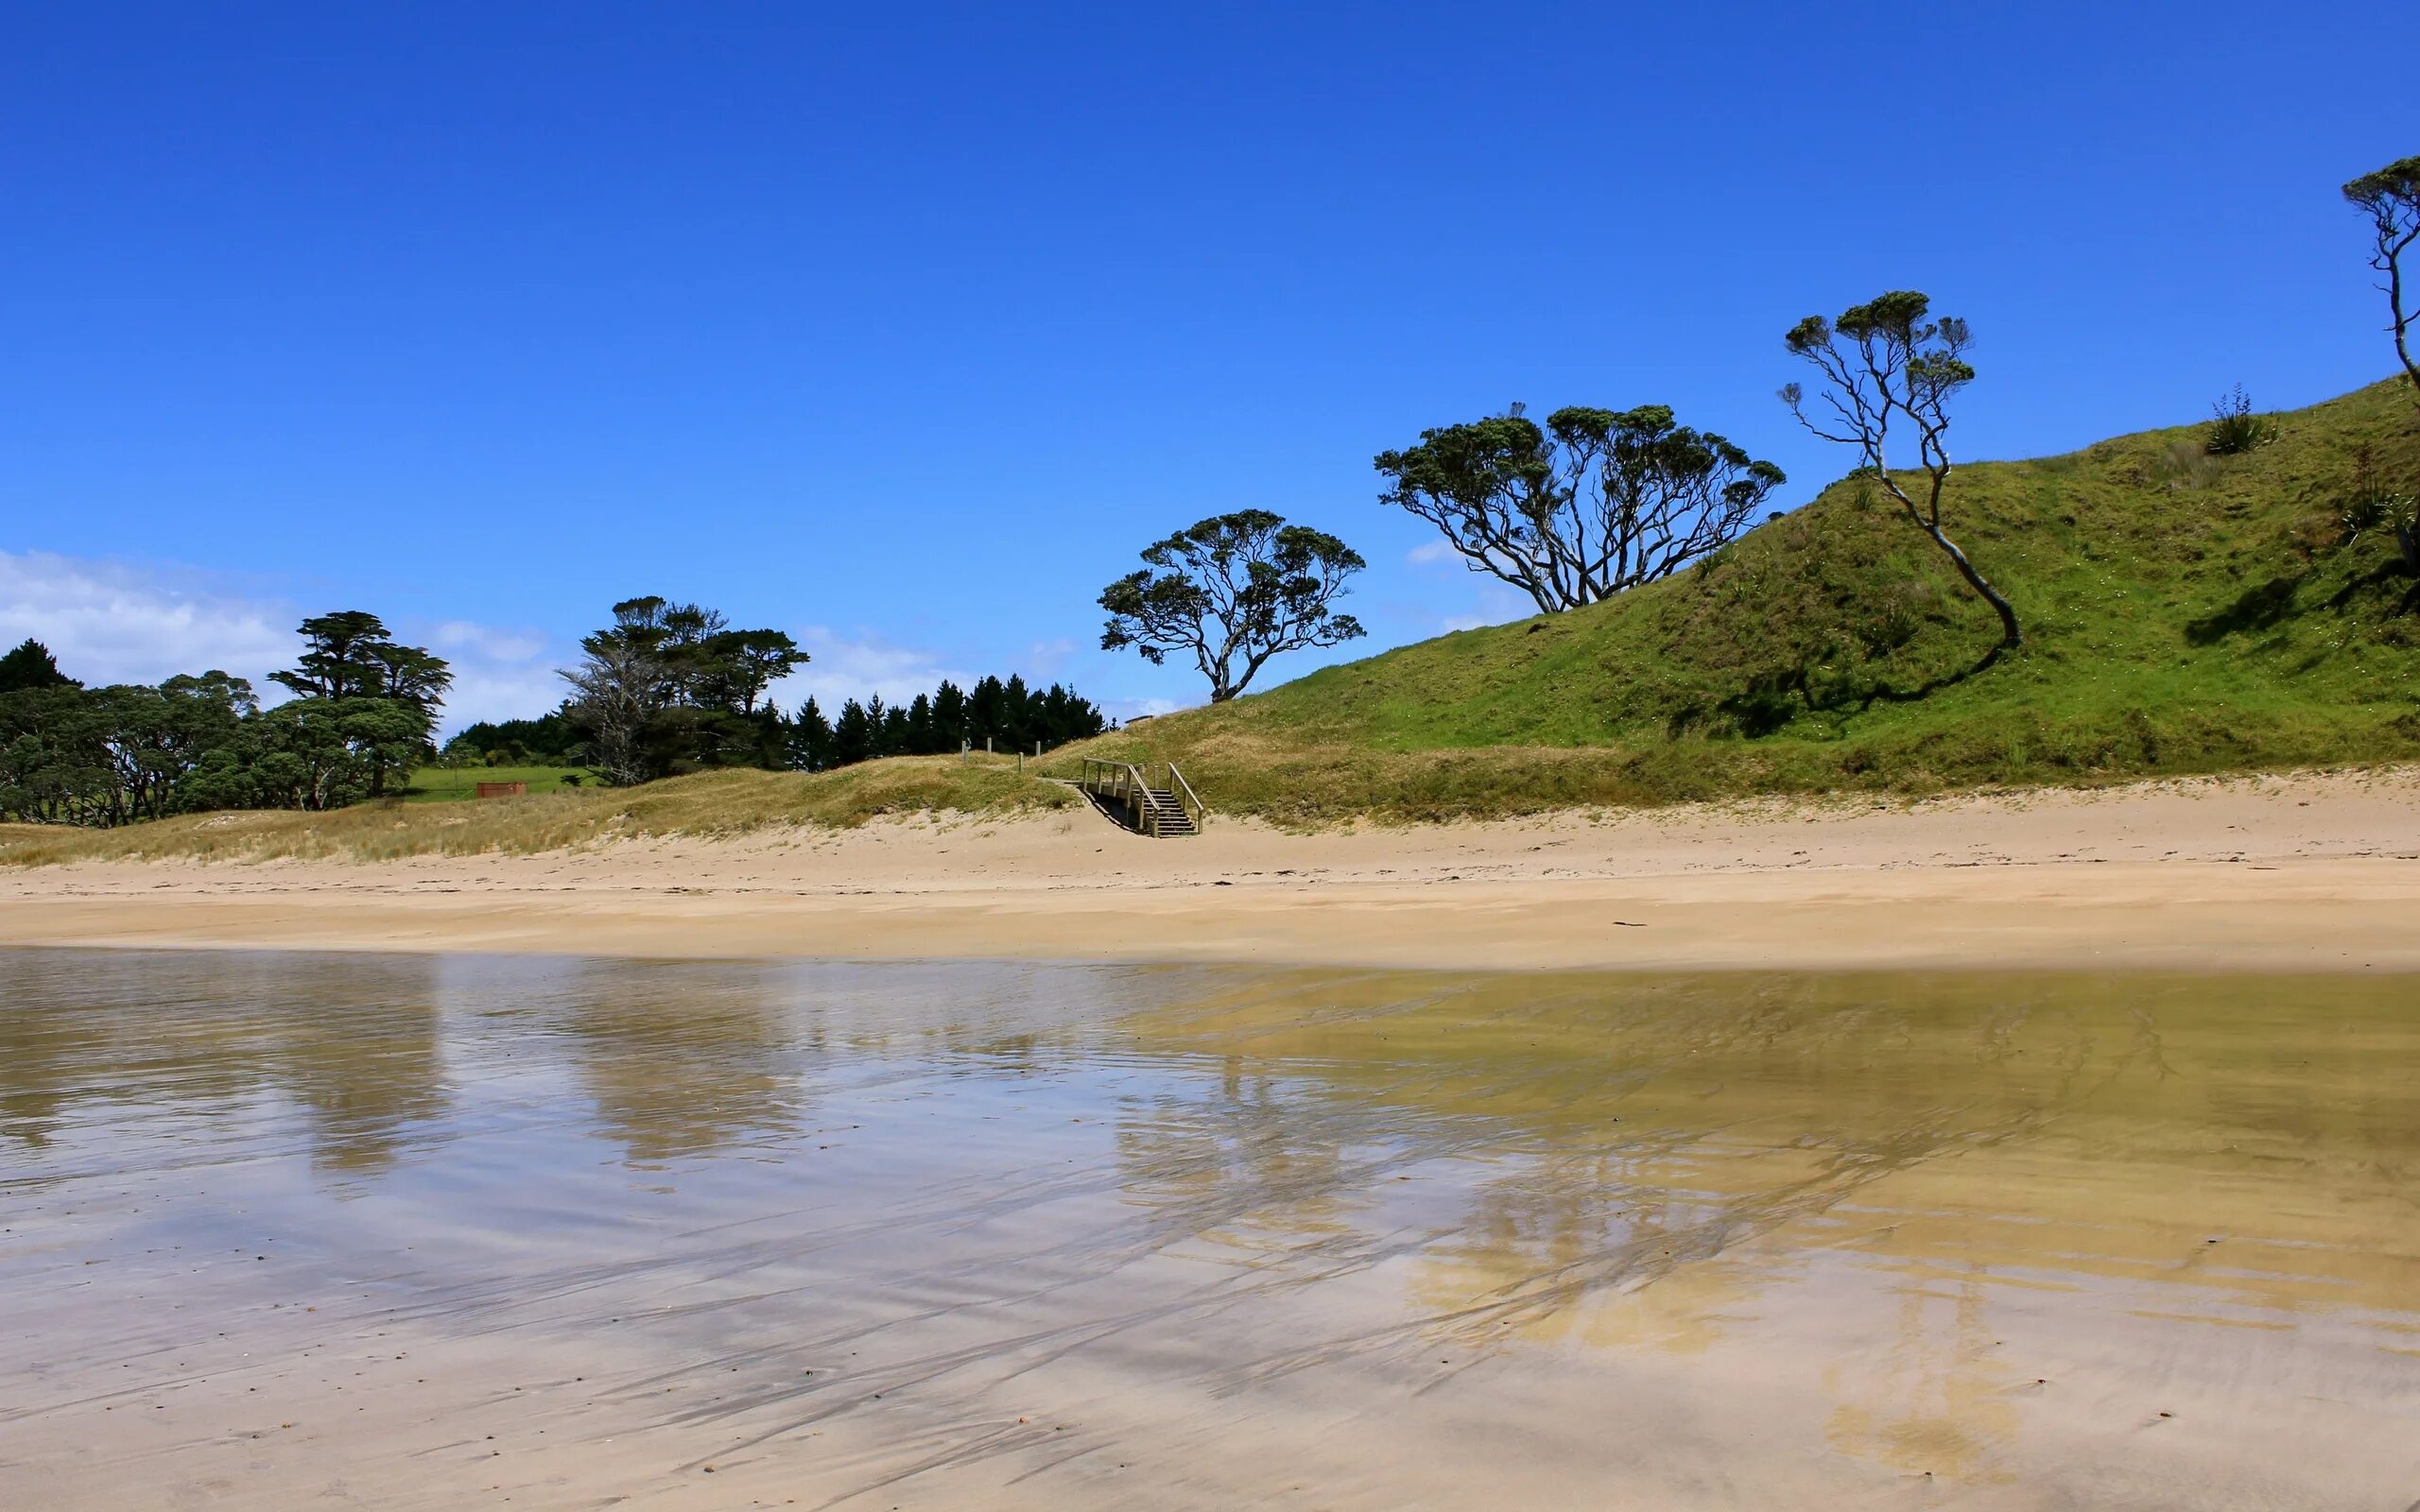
[0,550,563,735]
[429,619,548,664]
[0,549,294,688]
[769,627,975,712]
[1407,539,1462,567]
[410,619,566,732]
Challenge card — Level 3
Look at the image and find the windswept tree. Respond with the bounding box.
[2343,155,2420,410]
[1375,404,1785,616]
[1782,291,2023,654]
[1098,509,1365,703]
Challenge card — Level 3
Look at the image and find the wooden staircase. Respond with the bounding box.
[1133,784,1197,837]
[1080,759,1205,837]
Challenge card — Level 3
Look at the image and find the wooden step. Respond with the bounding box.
[1137,788,1197,835]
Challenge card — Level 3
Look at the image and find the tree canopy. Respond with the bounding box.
[1375,404,1785,614]
[1099,509,1365,703]
[1,610,450,823]
[560,597,804,784]
[786,674,1106,771]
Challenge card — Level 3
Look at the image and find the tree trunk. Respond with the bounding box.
[1925,524,2023,649]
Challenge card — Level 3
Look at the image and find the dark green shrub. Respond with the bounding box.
[2204,385,2273,455]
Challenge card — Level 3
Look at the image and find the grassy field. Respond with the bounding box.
[1045,376,2420,823]
[405,765,598,802]
[0,755,1076,865]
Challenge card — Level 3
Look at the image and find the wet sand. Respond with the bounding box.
[3,951,2416,1508]
[4,767,2420,971]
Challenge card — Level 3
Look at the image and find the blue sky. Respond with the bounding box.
[0,2,2406,730]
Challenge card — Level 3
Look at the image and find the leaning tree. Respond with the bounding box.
[1098,509,1365,703]
[1782,290,2022,655]
[2343,154,2420,411]
[1375,404,1785,616]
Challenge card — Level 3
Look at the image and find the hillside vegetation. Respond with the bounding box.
[0,757,1073,865]
[1053,377,2420,822]
[7,379,2416,862]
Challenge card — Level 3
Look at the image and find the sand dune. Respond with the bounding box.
[5,767,2417,971]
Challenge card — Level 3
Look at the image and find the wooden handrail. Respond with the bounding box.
[1167,762,1205,831]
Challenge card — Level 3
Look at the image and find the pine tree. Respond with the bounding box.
[0,639,77,694]
[967,676,1008,747]
[831,699,873,766]
[786,697,834,771]
[931,680,968,750]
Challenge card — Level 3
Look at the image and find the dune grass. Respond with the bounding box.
[0,756,1076,865]
[1046,377,2420,823]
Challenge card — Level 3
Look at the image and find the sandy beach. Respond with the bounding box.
[5,767,2419,971]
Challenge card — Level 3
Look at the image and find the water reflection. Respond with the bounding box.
[1,951,2415,1508]
[0,950,447,1175]
[547,958,808,1164]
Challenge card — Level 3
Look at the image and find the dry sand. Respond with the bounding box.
[5,767,2420,971]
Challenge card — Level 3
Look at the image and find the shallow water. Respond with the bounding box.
[2,950,2416,1509]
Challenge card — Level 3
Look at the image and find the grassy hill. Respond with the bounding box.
[1050,377,2420,822]
[7,377,2415,864]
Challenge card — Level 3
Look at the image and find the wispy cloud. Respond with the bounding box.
[1100,696,1183,724]
[769,627,974,711]
[415,619,566,731]
[1406,539,1462,567]
[1022,636,1080,676]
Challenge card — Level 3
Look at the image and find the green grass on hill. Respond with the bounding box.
[1048,377,2420,823]
[405,765,598,801]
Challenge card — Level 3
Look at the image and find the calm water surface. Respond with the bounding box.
[2,950,2415,1509]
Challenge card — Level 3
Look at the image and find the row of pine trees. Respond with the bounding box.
[786,675,1104,771]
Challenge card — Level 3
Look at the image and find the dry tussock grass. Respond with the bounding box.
[0,757,1076,867]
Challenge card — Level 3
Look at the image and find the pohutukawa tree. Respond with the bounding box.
[1782,290,2023,653]
[1098,509,1366,702]
[2343,155,2420,411]
[1374,404,1785,615]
